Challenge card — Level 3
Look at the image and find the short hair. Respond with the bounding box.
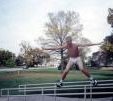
[66,36,72,42]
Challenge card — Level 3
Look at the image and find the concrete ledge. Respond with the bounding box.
[101,67,113,70]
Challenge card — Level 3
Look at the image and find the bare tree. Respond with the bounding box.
[19,41,32,57]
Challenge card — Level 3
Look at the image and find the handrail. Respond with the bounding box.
[2,83,113,91]
[19,79,113,87]
[2,85,113,93]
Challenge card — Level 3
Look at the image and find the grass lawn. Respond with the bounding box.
[0,68,113,89]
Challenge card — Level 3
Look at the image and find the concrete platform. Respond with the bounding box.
[0,95,113,101]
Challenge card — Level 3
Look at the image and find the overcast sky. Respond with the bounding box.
[0,0,113,55]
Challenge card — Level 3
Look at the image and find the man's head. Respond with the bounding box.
[66,36,72,44]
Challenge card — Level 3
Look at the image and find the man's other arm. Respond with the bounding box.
[42,44,67,51]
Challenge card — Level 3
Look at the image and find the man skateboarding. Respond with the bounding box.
[43,36,102,87]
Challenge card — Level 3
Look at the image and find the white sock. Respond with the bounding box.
[60,79,63,82]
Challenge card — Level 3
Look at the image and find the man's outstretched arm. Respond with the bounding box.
[78,42,103,47]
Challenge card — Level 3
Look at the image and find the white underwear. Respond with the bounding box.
[66,57,84,70]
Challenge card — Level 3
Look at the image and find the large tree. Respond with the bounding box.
[38,11,91,71]
[100,33,113,66]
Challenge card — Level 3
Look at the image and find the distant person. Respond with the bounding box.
[43,36,102,87]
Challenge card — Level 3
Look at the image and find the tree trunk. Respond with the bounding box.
[60,49,64,73]
[104,53,109,66]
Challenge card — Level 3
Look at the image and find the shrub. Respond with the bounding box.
[5,59,16,67]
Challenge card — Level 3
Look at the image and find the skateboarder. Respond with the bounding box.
[43,36,102,87]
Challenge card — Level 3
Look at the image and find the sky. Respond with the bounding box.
[0,0,113,55]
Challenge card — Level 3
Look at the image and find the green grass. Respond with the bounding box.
[0,68,113,89]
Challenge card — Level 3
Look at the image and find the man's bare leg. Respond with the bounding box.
[81,68,97,86]
[61,69,70,80]
[77,57,97,86]
[81,68,90,78]
[56,61,73,87]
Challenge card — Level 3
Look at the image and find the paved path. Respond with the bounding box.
[0,68,23,72]
[0,95,113,101]
[0,67,53,72]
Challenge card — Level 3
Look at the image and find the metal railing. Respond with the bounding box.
[0,80,113,101]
